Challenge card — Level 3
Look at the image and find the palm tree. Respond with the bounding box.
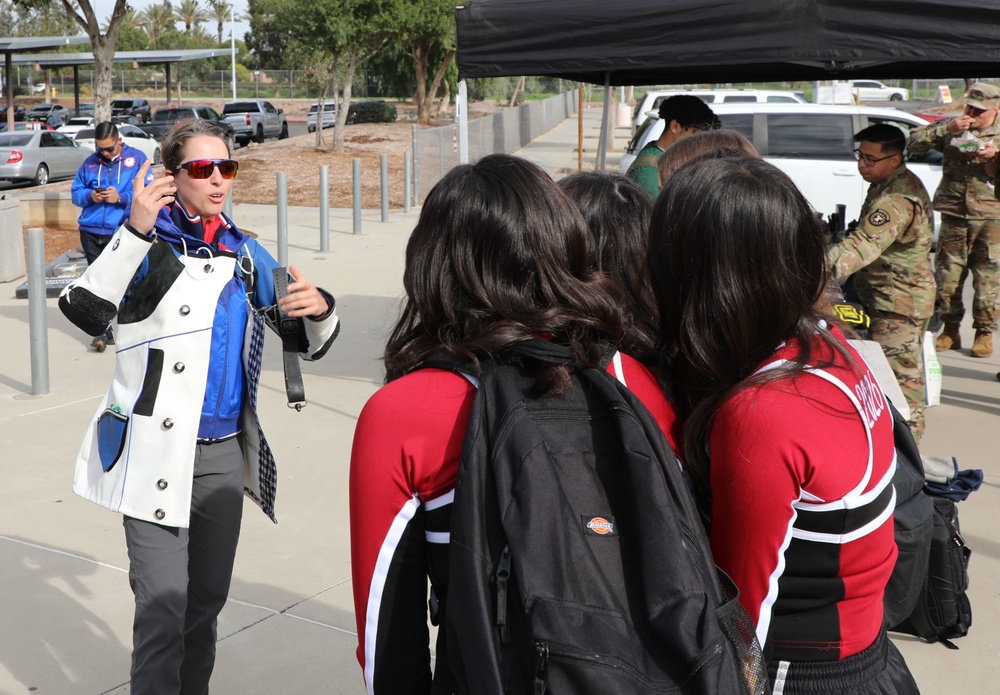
[141,1,177,47]
[188,24,213,43]
[177,0,209,34]
[206,0,232,45]
[103,6,141,33]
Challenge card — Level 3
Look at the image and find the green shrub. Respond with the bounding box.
[346,100,396,124]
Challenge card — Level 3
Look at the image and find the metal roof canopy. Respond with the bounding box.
[11,48,230,69]
[3,36,91,127]
[5,45,232,124]
[0,36,91,52]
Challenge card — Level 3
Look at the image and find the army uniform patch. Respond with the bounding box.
[868,209,891,226]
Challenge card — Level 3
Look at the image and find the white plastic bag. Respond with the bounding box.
[849,339,911,420]
[923,331,943,407]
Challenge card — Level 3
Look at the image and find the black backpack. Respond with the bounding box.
[883,402,934,628]
[441,340,767,695]
[890,496,973,649]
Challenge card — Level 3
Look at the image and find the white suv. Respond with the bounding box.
[307,102,339,133]
[845,80,909,102]
[622,102,942,232]
[632,88,807,131]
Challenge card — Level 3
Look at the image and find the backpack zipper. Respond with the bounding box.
[495,544,512,644]
[533,640,724,692]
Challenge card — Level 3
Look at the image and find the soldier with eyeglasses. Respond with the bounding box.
[827,123,934,442]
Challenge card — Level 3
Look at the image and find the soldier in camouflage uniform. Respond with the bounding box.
[828,124,934,441]
[907,82,1000,358]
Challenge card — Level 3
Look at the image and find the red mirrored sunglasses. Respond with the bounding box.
[177,158,239,180]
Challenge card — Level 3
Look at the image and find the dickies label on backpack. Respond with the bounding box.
[582,515,617,536]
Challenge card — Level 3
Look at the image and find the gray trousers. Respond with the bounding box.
[123,437,244,695]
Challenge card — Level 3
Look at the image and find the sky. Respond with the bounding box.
[90,0,253,43]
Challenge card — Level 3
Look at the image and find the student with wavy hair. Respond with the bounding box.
[648,157,918,694]
[558,171,659,355]
[656,128,760,187]
[349,154,677,694]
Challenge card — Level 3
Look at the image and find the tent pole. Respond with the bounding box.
[578,85,583,171]
[597,72,610,171]
[4,52,12,132]
[458,79,469,164]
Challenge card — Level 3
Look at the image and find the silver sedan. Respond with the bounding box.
[0,129,90,185]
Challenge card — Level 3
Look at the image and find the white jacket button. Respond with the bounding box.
[162,418,174,429]
[156,479,168,490]
[173,362,185,373]
[179,305,191,316]
[154,509,165,520]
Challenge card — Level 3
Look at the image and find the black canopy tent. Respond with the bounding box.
[454,0,1000,167]
[455,0,1000,85]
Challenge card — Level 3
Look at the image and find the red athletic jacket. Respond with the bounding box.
[708,327,897,664]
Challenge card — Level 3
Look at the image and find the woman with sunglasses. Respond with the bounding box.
[59,119,340,694]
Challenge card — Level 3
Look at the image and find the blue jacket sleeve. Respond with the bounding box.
[117,148,150,209]
[71,158,94,208]
[240,237,340,360]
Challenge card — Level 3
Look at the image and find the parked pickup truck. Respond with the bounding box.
[111,98,151,123]
[222,100,289,146]
[138,105,235,147]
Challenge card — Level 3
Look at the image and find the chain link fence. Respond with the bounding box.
[412,91,577,204]
[10,68,402,101]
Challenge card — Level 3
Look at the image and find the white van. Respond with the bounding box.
[632,88,807,131]
[622,102,942,233]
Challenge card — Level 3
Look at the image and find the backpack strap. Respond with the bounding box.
[420,339,618,375]
[508,338,618,371]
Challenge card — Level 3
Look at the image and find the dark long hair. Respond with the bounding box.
[384,154,626,390]
[558,171,659,354]
[648,157,839,486]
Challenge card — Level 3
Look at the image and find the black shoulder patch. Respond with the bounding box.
[868,209,891,226]
[117,239,185,325]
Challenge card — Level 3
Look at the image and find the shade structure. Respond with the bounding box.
[455,0,1000,85]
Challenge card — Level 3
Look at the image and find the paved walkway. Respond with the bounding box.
[2,108,998,693]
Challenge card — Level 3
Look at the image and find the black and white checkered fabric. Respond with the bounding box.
[245,310,278,522]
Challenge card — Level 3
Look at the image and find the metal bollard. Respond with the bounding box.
[411,124,420,206]
[319,164,330,252]
[352,158,362,235]
[404,151,412,214]
[276,171,288,267]
[26,228,49,395]
[380,154,389,222]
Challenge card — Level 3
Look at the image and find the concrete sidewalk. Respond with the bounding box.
[2,108,999,694]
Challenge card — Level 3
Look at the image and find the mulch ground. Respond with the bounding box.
[24,121,415,263]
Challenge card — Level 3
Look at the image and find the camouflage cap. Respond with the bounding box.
[964,82,1000,110]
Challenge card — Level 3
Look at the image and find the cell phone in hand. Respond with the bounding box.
[94,187,106,193]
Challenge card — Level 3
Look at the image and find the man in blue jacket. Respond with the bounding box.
[71,121,153,351]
